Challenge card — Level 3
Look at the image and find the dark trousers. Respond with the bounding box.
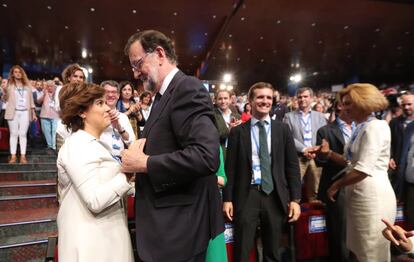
[182,250,207,262]
[404,182,414,230]
[325,188,349,262]
[234,188,285,262]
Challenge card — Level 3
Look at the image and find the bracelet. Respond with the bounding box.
[119,129,126,135]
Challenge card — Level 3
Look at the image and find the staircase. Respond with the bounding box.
[0,149,58,262]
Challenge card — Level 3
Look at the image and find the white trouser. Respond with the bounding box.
[8,110,30,155]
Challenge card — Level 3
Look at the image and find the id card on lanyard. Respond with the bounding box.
[16,88,27,110]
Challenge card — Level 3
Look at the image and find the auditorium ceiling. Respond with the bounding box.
[1,0,413,93]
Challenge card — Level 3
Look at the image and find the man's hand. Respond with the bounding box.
[223,202,233,221]
[389,158,397,170]
[304,146,320,159]
[121,139,148,173]
[109,109,121,130]
[229,119,242,129]
[382,218,414,252]
[288,201,301,222]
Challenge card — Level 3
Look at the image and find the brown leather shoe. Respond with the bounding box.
[8,155,17,164]
[20,155,28,164]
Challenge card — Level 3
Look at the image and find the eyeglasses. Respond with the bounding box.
[130,52,152,72]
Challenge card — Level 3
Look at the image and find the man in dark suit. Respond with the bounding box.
[213,89,242,155]
[223,82,301,262]
[389,92,414,189]
[121,30,223,262]
[315,101,353,262]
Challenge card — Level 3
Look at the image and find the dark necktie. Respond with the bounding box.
[257,121,273,194]
[152,93,162,109]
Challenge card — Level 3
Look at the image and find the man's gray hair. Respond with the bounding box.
[100,80,120,92]
[296,87,314,97]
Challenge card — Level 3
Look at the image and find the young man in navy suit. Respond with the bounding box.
[223,82,301,262]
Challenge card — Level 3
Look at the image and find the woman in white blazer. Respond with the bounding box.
[318,83,396,262]
[57,82,134,262]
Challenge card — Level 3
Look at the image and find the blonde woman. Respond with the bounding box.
[317,83,396,262]
[3,65,36,164]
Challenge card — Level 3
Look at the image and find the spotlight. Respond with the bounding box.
[223,73,232,83]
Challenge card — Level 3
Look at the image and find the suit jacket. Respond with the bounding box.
[5,85,35,121]
[390,115,406,166]
[284,110,327,153]
[396,121,414,198]
[213,107,240,149]
[223,119,301,214]
[136,70,223,262]
[315,121,346,203]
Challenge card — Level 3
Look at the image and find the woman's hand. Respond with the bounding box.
[327,183,339,202]
[382,219,414,252]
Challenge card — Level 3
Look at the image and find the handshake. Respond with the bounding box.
[303,139,331,159]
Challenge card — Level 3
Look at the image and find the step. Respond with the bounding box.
[0,239,49,262]
[0,163,57,172]
[0,170,57,181]
[0,155,56,164]
[0,219,57,244]
[0,194,58,211]
[0,206,58,225]
[0,180,57,196]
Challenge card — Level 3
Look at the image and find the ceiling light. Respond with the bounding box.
[132,9,136,14]
[311,23,316,27]
[2,3,7,7]
[27,24,32,28]
[81,49,87,58]
[219,84,226,90]
[227,85,234,91]
[289,73,302,83]
[344,25,349,30]
[276,20,281,24]
[101,27,105,31]
[241,17,245,21]
[90,7,95,12]
[375,28,380,32]
[223,73,232,83]
[173,12,178,16]
[212,15,216,19]
[47,5,52,10]
[88,67,93,74]
[64,25,69,30]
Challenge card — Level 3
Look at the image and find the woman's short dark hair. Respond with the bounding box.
[119,81,135,102]
[140,91,152,106]
[59,82,104,132]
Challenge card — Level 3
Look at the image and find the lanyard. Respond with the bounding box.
[252,121,271,154]
[300,113,311,133]
[16,86,24,97]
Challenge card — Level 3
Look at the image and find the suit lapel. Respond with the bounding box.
[142,71,184,137]
[294,110,304,141]
[242,120,252,171]
[331,122,345,146]
[270,120,280,168]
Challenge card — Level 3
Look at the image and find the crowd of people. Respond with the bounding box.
[1,29,414,262]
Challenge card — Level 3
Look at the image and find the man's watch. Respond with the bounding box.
[118,129,126,135]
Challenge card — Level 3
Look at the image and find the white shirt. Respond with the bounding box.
[250,115,272,184]
[159,67,179,96]
[100,113,135,158]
